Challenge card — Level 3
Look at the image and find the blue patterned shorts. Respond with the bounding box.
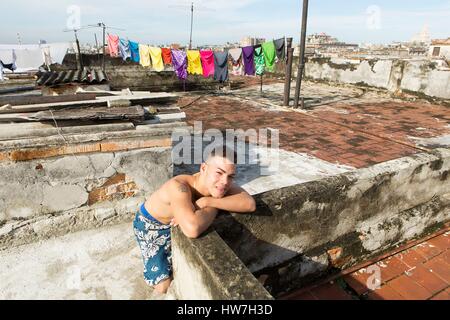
[133,203,172,286]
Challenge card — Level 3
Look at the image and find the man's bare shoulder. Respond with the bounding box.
[164,175,193,194]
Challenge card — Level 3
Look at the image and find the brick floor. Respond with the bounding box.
[180,84,448,168]
[182,95,423,168]
[280,231,450,300]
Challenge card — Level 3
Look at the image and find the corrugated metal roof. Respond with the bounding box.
[36,67,108,86]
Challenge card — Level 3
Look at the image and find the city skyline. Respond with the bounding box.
[1,0,449,46]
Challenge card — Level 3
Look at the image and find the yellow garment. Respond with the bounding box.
[138,44,151,67]
[149,47,164,72]
[186,50,203,75]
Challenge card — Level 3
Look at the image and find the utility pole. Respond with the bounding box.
[101,22,106,72]
[283,37,294,106]
[189,2,194,49]
[63,28,83,70]
[293,0,309,108]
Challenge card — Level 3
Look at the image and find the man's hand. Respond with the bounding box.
[170,217,178,227]
[195,197,212,209]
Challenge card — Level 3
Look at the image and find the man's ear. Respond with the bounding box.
[200,162,207,173]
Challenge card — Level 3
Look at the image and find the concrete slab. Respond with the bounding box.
[0,223,152,300]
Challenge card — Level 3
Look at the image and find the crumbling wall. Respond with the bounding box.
[212,148,450,296]
[303,57,450,100]
[0,147,172,250]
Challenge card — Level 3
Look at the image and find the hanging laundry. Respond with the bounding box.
[129,41,140,63]
[214,50,228,82]
[138,44,151,67]
[161,48,172,65]
[228,48,243,76]
[148,47,164,72]
[107,34,120,57]
[274,38,285,60]
[261,41,276,72]
[171,49,187,80]
[200,50,214,78]
[254,45,265,76]
[186,50,203,75]
[242,46,255,76]
[118,39,131,61]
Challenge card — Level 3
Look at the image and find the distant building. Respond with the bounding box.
[300,32,358,57]
[239,36,266,47]
[429,38,450,59]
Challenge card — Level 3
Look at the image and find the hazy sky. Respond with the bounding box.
[1,0,449,46]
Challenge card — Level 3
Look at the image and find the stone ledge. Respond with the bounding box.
[171,227,273,300]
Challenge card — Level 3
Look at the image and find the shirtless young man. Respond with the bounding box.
[133,146,256,294]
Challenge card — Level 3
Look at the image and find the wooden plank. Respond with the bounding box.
[33,105,145,121]
[0,122,135,141]
[0,93,99,106]
[0,125,185,150]
[0,93,179,114]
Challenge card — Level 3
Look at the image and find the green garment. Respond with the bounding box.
[261,41,276,72]
[254,46,265,76]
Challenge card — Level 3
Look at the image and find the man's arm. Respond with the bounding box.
[196,184,256,213]
[170,179,218,238]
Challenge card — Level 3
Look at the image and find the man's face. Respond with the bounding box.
[201,156,236,198]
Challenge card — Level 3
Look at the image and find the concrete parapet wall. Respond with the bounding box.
[171,227,273,300]
[0,147,172,249]
[303,58,450,100]
[212,148,450,296]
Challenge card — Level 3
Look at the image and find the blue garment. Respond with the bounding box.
[133,203,172,286]
[118,39,131,61]
[128,41,140,63]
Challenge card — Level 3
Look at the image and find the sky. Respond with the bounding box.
[0,0,449,46]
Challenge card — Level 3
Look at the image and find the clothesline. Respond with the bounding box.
[107,34,286,82]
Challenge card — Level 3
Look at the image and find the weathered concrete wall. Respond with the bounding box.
[303,57,450,100]
[171,227,273,300]
[212,148,450,296]
[0,147,172,249]
[58,54,221,92]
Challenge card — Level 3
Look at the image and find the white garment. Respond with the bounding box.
[0,49,15,64]
[13,48,44,72]
[228,48,243,76]
[0,64,3,81]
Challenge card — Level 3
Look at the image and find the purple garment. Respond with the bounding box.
[171,49,187,80]
[242,46,255,75]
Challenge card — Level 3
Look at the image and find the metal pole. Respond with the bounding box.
[102,23,106,72]
[260,74,263,93]
[74,30,83,70]
[94,33,100,64]
[189,2,193,49]
[293,0,309,108]
[283,37,293,106]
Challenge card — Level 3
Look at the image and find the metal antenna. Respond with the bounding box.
[168,1,214,49]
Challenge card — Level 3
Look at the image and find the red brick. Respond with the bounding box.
[367,284,405,300]
[310,281,354,300]
[414,242,443,261]
[388,275,433,300]
[344,268,374,295]
[427,234,450,252]
[395,248,427,268]
[377,256,409,282]
[430,290,450,300]
[405,264,448,294]
[423,256,450,284]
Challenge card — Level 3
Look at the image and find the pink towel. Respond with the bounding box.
[107,34,120,57]
[200,50,214,78]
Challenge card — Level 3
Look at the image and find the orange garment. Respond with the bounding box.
[161,48,172,65]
